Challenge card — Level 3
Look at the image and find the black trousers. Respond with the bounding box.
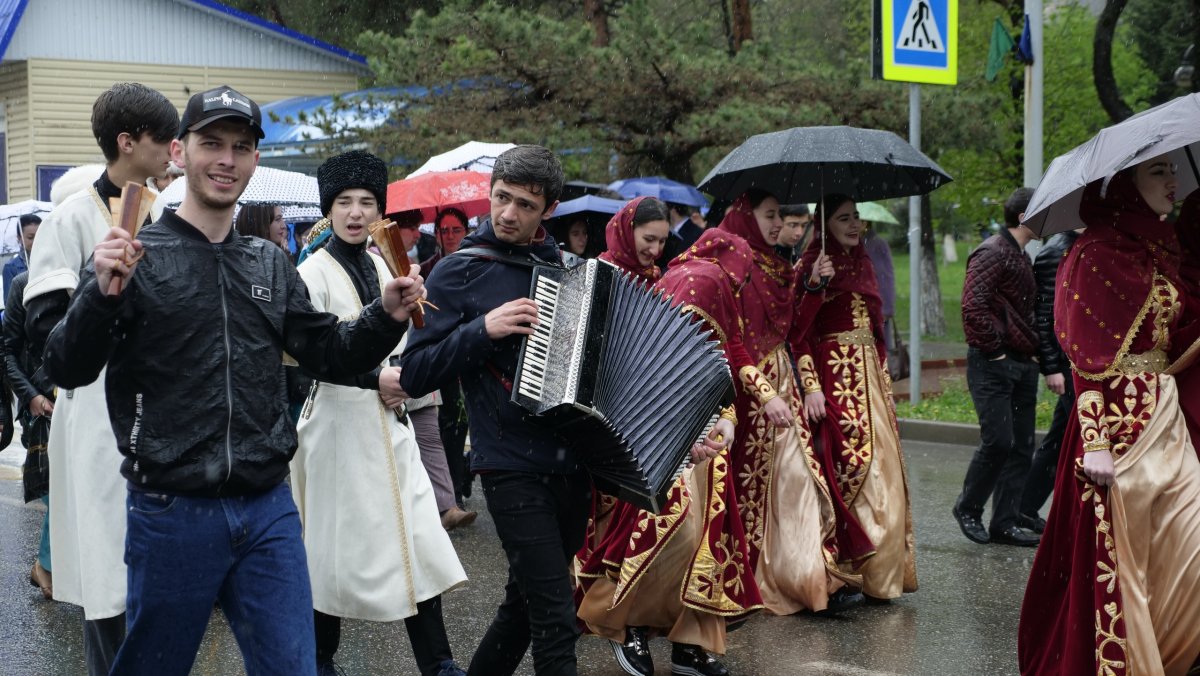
[438,381,470,504]
[315,596,453,675]
[468,471,591,676]
[83,613,125,676]
[957,348,1040,533]
[1020,375,1075,519]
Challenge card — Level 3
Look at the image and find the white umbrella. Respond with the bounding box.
[157,166,320,210]
[1024,92,1200,237]
[408,141,516,177]
[0,200,53,255]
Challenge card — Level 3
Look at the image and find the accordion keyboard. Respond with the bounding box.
[516,275,562,402]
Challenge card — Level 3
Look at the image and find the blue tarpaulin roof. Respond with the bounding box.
[0,0,28,61]
[259,86,424,151]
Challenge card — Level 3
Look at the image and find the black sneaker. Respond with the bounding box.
[670,643,729,676]
[1017,513,1047,534]
[610,626,653,676]
[952,505,990,544]
[817,587,865,615]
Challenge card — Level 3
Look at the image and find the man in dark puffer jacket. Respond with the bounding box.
[1017,228,1081,533]
[953,187,1042,548]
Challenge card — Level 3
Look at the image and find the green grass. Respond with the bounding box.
[892,248,969,344]
[894,376,1058,430]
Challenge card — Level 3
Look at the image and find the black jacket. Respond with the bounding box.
[43,210,407,497]
[400,221,580,475]
[1033,230,1079,376]
[4,272,52,410]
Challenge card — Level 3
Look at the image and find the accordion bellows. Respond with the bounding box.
[513,259,735,512]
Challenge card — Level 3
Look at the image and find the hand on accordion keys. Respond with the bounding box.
[689,418,734,464]
[485,298,539,339]
[94,227,144,297]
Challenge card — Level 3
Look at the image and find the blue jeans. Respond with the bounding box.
[112,482,316,676]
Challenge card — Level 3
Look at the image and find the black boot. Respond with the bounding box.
[670,643,729,676]
[609,626,653,676]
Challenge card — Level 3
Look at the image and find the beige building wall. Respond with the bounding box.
[4,58,361,200]
[0,62,32,202]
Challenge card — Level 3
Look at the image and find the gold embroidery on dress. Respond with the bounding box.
[1077,391,1109,453]
[738,365,778,405]
[1071,274,1179,382]
[1076,463,1128,675]
[797,354,821,394]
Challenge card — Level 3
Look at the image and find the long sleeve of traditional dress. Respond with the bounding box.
[789,288,826,396]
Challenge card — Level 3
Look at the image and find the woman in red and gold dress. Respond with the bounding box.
[1019,156,1200,676]
[715,189,860,615]
[576,200,762,676]
[794,194,918,602]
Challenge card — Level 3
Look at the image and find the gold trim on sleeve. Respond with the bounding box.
[797,354,822,394]
[738,365,778,405]
[1077,390,1111,453]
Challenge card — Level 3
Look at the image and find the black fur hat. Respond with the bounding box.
[317,150,388,216]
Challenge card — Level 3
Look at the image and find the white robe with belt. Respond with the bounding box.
[25,188,126,620]
[292,248,466,621]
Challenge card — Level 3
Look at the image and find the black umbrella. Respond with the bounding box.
[698,125,952,289]
[697,126,952,204]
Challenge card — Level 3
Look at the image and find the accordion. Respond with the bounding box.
[512,259,735,512]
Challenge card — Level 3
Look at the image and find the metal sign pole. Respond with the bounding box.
[909,82,923,404]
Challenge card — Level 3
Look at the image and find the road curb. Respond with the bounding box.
[898,418,1048,448]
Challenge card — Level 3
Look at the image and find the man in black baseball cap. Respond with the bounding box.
[177,85,265,140]
[43,82,428,674]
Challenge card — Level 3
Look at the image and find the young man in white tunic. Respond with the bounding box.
[292,150,468,676]
[22,83,178,676]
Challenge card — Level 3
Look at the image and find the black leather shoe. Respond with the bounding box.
[817,587,865,615]
[990,525,1041,547]
[670,643,729,676]
[610,626,653,676]
[1017,513,1047,534]
[952,505,990,544]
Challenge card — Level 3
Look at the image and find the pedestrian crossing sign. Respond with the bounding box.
[873,0,958,85]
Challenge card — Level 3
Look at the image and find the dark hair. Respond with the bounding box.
[19,214,42,228]
[235,205,279,241]
[91,83,179,162]
[666,201,691,217]
[780,204,810,218]
[1004,187,1035,228]
[632,197,670,227]
[815,193,854,226]
[388,209,422,228]
[490,145,564,209]
[436,207,468,230]
[743,188,776,210]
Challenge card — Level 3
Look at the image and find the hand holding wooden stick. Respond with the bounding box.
[368,218,436,328]
[105,181,154,295]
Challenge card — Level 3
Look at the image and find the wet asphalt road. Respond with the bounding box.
[0,438,1033,675]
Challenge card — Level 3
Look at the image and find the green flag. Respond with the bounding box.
[986,18,1016,82]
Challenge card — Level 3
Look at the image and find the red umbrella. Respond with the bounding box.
[386,170,492,223]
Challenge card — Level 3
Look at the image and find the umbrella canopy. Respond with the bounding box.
[386,170,492,224]
[1023,92,1200,237]
[159,166,320,210]
[809,200,900,225]
[409,141,516,177]
[560,180,621,202]
[0,200,53,255]
[698,126,952,203]
[546,195,625,257]
[608,176,709,208]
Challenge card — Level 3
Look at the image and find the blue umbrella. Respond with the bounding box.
[547,195,626,258]
[608,177,709,208]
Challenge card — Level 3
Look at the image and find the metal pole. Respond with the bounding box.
[1023,1,1044,189]
[908,83,922,404]
[1023,1,1045,261]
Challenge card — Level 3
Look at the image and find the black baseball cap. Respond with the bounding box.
[177,86,265,140]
